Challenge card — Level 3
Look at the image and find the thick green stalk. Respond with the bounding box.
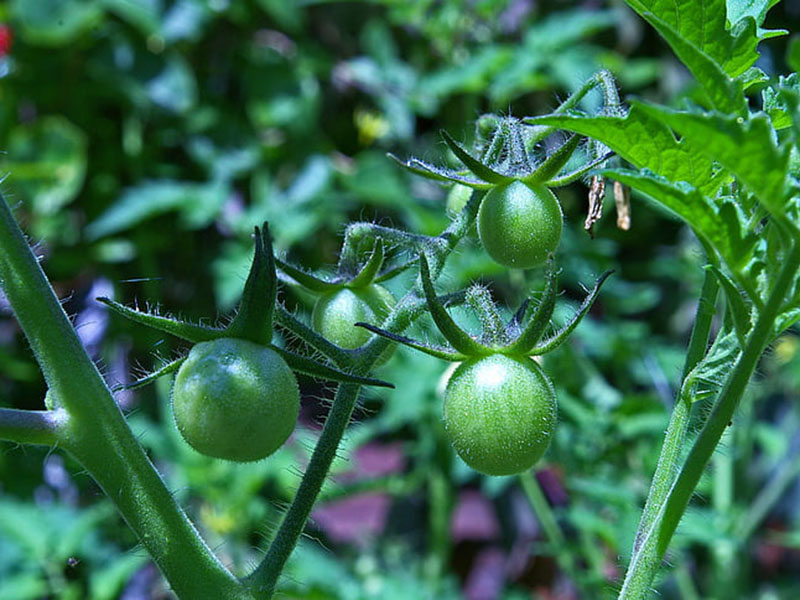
[630,269,719,557]
[0,407,66,446]
[0,196,250,600]
[620,246,800,599]
[243,383,361,596]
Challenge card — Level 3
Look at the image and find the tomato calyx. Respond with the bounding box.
[276,238,404,361]
[358,253,613,361]
[98,222,394,391]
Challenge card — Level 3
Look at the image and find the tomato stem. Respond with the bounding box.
[0,193,253,599]
[620,243,800,598]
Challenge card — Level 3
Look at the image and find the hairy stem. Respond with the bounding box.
[0,195,250,600]
[244,383,361,596]
[630,270,719,556]
[620,247,800,598]
[0,407,66,446]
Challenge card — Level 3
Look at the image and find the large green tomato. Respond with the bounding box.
[172,338,299,462]
[477,180,563,269]
[443,354,557,476]
[312,284,396,364]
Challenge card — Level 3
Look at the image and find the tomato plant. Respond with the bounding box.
[172,338,300,462]
[443,354,557,476]
[477,181,563,269]
[3,1,794,595]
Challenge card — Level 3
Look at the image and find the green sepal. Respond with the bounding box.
[374,257,415,283]
[348,240,384,288]
[520,134,581,186]
[387,154,492,189]
[113,356,186,391]
[354,322,469,362]
[441,130,513,185]
[548,150,614,187]
[272,346,394,389]
[528,270,613,356]
[98,297,224,343]
[274,304,353,366]
[506,259,559,354]
[709,265,753,349]
[275,257,342,293]
[225,223,277,345]
[419,253,492,357]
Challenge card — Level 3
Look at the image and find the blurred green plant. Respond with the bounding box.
[2,1,800,599]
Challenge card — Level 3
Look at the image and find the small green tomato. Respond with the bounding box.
[477,180,563,269]
[172,338,299,462]
[312,284,396,364]
[443,354,557,476]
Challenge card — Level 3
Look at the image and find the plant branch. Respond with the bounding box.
[630,269,719,559]
[0,407,67,446]
[0,194,251,599]
[620,247,800,598]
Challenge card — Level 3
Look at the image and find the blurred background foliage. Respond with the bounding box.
[1,1,800,599]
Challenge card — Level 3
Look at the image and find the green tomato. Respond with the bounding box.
[312,284,396,364]
[477,180,562,269]
[443,354,557,476]
[172,338,299,462]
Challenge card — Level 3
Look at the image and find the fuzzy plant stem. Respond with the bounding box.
[629,269,719,557]
[243,383,361,596]
[619,247,800,599]
[0,407,66,446]
[244,294,429,597]
[0,196,251,600]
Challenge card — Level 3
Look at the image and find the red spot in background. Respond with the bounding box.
[0,25,12,57]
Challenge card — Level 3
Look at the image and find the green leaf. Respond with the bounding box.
[763,74,800,130]
[635,104,790,218]
[680,328,741,404]
[86,180,227,240]
[602,169,758,277]
[626,5,746,114]
[12,0,103,46]
[528,106,719,195]
[625,0,783,78]
[2,116,88,215]
[147,55,198,114]
[727,0,786,42]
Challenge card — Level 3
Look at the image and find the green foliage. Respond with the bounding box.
[3,1,800,599]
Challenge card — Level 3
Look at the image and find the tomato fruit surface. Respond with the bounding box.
[477,180,562,269]
[312,284,396,363]
[443,354,557,475]
[172,338,299,462]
